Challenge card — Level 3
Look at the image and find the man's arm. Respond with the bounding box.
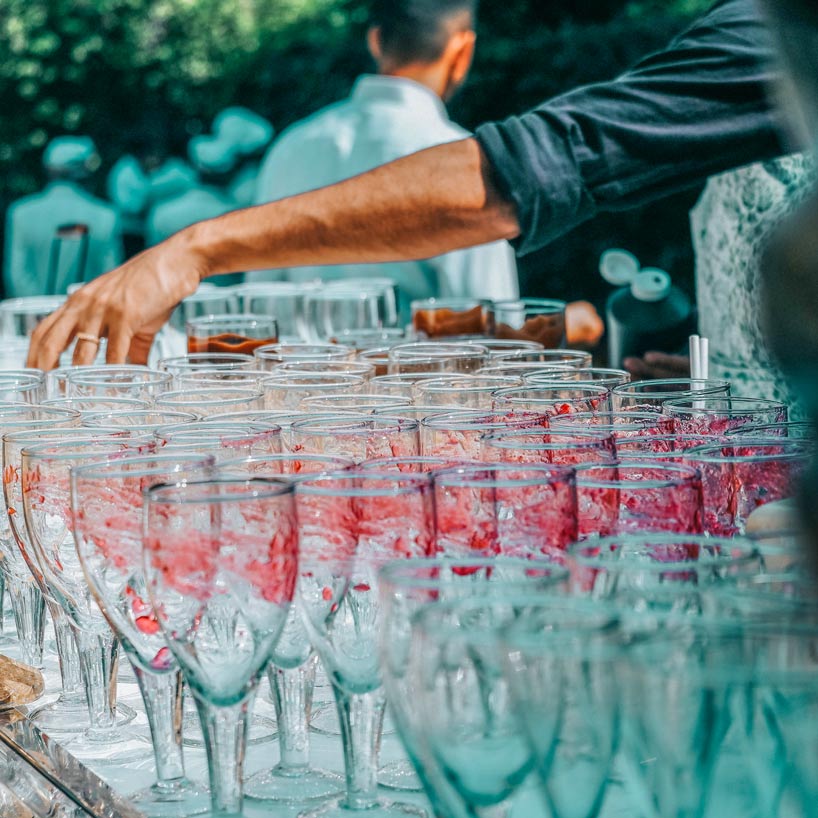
[28,138,518,368]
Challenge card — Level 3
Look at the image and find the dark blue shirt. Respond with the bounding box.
[475,0,787,256]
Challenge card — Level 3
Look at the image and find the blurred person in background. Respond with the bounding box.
[214,107,275,208]
[28,0,792,369]
[4,136,123,298]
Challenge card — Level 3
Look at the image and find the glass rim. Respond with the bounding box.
[611,378,731,397]
[357,455,480,470]
[70,452,216,481]
[295,469,432,497]
[289,415,419,435]
[420,409,548,431]
[0,372,43,385]
[492,384,611,400]
[491,297,567,311]
[83,409,199,426]
[574,460,701,489]
[218,452,355,470]
[253,342,353,357]
[3,427,130,444]
[155,421,281,439]
[661,396,787,416]
[301,395,411,408]
[158,352,256,370]
[410,297,493,309]
[145,476,295,506]
[682,439,814,464]
[21,438,147,462]
[262,373,366,387]
[65,369,171,386]
[480,430,614,451]
[42,396,152,409]
[413,375,523,394]
[725,420,815,437]
[493,349,590,362]
[185,312,277,327]
[433,461,575,489]
[0,405,79,422]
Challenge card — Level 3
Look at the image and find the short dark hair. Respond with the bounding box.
[370,0,477,65]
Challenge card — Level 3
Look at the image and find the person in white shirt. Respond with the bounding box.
[4,137,123,298]
[250,0,519,316]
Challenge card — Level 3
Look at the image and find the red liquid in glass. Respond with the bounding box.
[188,333,278,355]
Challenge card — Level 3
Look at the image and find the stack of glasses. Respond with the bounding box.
[0,344,813,818]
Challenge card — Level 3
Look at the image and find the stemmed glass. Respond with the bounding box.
[0,405,80,668]
[433,463,578,557]
[296,471,435,818]
[72,453,216,814]
[218,453,354,805]
[574,462,704,538]
[289,416,420,463]
[683,440,813,536]
[378,558,569,818]
[144,478,299,817]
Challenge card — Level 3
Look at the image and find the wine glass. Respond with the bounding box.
[433,462,578,557]
[144,477,299,817]
[0,405,80,668]
[72,453,216,815]
[378,558,569,818]
[296,471,435,818]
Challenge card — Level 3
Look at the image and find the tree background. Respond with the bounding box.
[0,0,713,306]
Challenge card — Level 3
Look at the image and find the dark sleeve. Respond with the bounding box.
[475,0,787,256]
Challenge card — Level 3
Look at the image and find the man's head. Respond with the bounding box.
[368,0,478,102]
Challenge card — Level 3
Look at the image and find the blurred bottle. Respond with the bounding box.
[600,250,695,368]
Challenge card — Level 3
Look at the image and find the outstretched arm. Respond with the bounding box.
[27,138,520,369]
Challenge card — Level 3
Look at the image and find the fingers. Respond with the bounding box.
[27,301,85,371]
[126,332,158,366]
[105,323,135,365]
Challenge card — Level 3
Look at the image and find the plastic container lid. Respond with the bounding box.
[631,268,672,302]
[599,249,640,286]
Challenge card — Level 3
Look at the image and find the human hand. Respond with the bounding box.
[623,351,691,380]
[565,301,604,347]
[26,233,205,370]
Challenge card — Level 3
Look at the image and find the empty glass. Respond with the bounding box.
[548,410,674,440]
[493,298,567,348]
[65,366,172,400]
[611,378,731,412]
[527,367,631,389]
[83,409,199,433]
[387,343,489,376]
[155,388,265,417]
[493,349,592,368]
[0,295,66,337]
[0,371,45,403]
[234,281,316,342]
[289,416,420,463]
[158,353,257,380]
[72,453,216,815]
[296,471,435,818]
[304,290,392,344]
[144,478,299,817]
[433,463,578,556]
[169,283,239,333]
[574,462,704,538]
[300,395,412,414]
[369,374,441,399]
[683,440,813,536]
[491,384,611,415]
[326,278,400,329]
[411,375,523,409]
[662,396,788,436]
[481,428,617,467]
[271,360,376,380]
[254,343,354,370]
[411,298,494,339]
[262,373,366,411]
[155,422,282,461]
[186,314,279,355]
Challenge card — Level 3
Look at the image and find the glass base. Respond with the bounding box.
[182,709,278,749]
[311,704,396,739]
[129,778,210,818]
[298,798,428,818]
[245,764,343,804]
[378,760,423,793]
[28,694,89,734]
[62,722,153,766]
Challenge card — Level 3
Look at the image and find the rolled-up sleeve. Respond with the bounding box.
[476,0,787,256]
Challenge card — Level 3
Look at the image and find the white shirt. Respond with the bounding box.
[3,182,123,297]
[249,75,518,309]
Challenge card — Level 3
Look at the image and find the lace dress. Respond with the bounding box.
[690,153,816,419]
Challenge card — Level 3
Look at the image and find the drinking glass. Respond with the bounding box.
[411,376,523,409]
[420,410,548,460]
[217,453,355,805]
[493,349,592,368]
[4,427,137,733]
[155,388,265,417]
[72,453,216,814]
[155,422,282,461]
[548,410,674,440]
[300,395,412,414]
[0,295,66,337]
[683,440,813,536]
[83,409,199,433]
[388,343,489,375]
[235,281,316,342]
[493,298,567,348]
[289,416,419,463]
[374,406,478,424]
[527,367,631,389]
[433,463,578,557]
[325,278,400,329]
[369,374,441,399]
[411,298,494,339]
[662,396,788,436]
[502,598,623,818]
[186,314,279,355]
[303,290,391,344]
[462,339,544,358]
[0,371,45,403]
[254,343,354,370]
[725,420,816,439]
[491,384,611,415]
[0,405,80,668]
[481,428,617,467]
[169,284,239,333]
[271,361,376,380]
[158,353,257,380]
[144,478,299,817]
[378,558,569,818]
[610,378,731,412]
[43,396,154,414]
[21,439,166,762]
[574,462,704,538]
[357,348,396,378]
[296,471,435,818]
[262,373,366,411]
[343,329,407,353]
[64,366,173,400]
[614,432,726,459]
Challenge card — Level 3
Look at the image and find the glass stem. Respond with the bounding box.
[76,627,119,735]
[194,692,253,817]
[133,664,186,786]
[48,601,84,700]
[0,571,5,634]
[334,682,386,811]
[8,579,45,668]
[269,655,316,771]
